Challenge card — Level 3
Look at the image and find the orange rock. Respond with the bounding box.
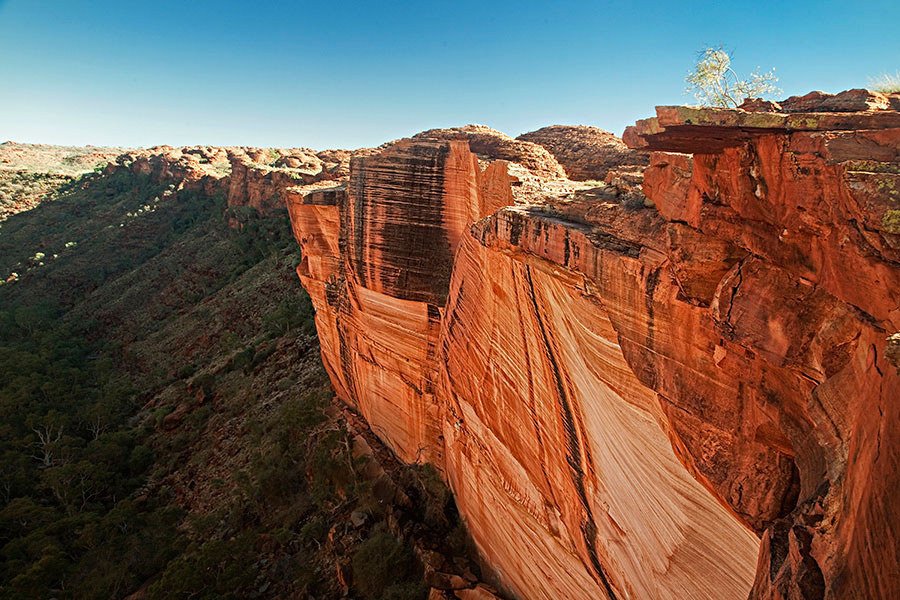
[287,99,900,600]
[407,124,567,180]
[517,124,648,181]
[628,100,900,600]
[454,585,503,600]
[288,128,760,599]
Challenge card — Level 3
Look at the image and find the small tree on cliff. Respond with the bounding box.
[685,46,781,107]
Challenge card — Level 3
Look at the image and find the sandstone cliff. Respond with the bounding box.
[286,94,900,600]
[104,145,364,218]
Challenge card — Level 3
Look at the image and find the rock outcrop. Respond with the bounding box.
[105,145,364,217]
[287,95,900,600]
[517,124,648,181]
[105,146,233,199]
[226,147,364,214]
[408,124,567,180]
[624,94,900,600]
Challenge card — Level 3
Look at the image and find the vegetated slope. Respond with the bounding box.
[0,142,130,221]
[0,164,480,600]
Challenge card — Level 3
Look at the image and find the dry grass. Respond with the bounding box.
[869,71,900,94]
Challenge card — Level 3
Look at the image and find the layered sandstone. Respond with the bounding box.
[286,138,513,466]
[287,94,900,600]
[623,91,900,600]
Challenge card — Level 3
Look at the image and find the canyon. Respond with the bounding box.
[4,88,897,600]
[284,91,900,600]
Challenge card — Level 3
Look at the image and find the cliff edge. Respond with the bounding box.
[287,91,900,600]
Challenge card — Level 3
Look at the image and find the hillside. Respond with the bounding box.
[0,149,489,600]
[0,142,131,222]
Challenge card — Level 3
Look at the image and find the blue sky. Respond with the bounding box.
[1,0,897,149]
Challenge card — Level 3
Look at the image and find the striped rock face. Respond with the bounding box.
[287,100,900,600]
[287,140,511,466]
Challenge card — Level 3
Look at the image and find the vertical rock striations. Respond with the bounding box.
[287,139,504,466]
[441,219,759,599]
[287,96,900,600]
[624,92,900,600]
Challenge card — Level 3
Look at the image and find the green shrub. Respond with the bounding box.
[175,363,197,379]
[191,372,217,397]
[146,533,259,600]
[884,209,900,234]
[263,293,315,338]
[351,530,419,600]
[685,46,780,107]
[229,346,256,372]
[299,516,328,543]
[151,406,172,428]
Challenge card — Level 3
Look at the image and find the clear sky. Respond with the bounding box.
[1,0,898,150]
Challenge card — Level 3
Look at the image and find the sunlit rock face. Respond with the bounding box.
[287,98,900,600]
[286,139,506,466]
[626,91,900,600]
[441,226,759,599]
[517,124,648,181]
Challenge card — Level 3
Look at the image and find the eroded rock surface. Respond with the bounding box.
[626,99,900,600]
[105,145,366,218]
[287,95,900,600]
[517,124,648,181]
[227,147,367,214]
[408,124,567,180]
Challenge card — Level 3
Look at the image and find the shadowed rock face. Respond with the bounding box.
[286,139,508,466]
[103,145,366,219]
[286,96,900,600]
[345,141,457,305]
[630,98,900,600]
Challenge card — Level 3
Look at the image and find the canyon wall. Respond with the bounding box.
[287,93,900,600]
[105,144,359,217]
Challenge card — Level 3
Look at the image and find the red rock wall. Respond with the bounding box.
[286,140,489,465]
[287,100,900,600]
[442,227,759,599]
[627,100,900,600]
